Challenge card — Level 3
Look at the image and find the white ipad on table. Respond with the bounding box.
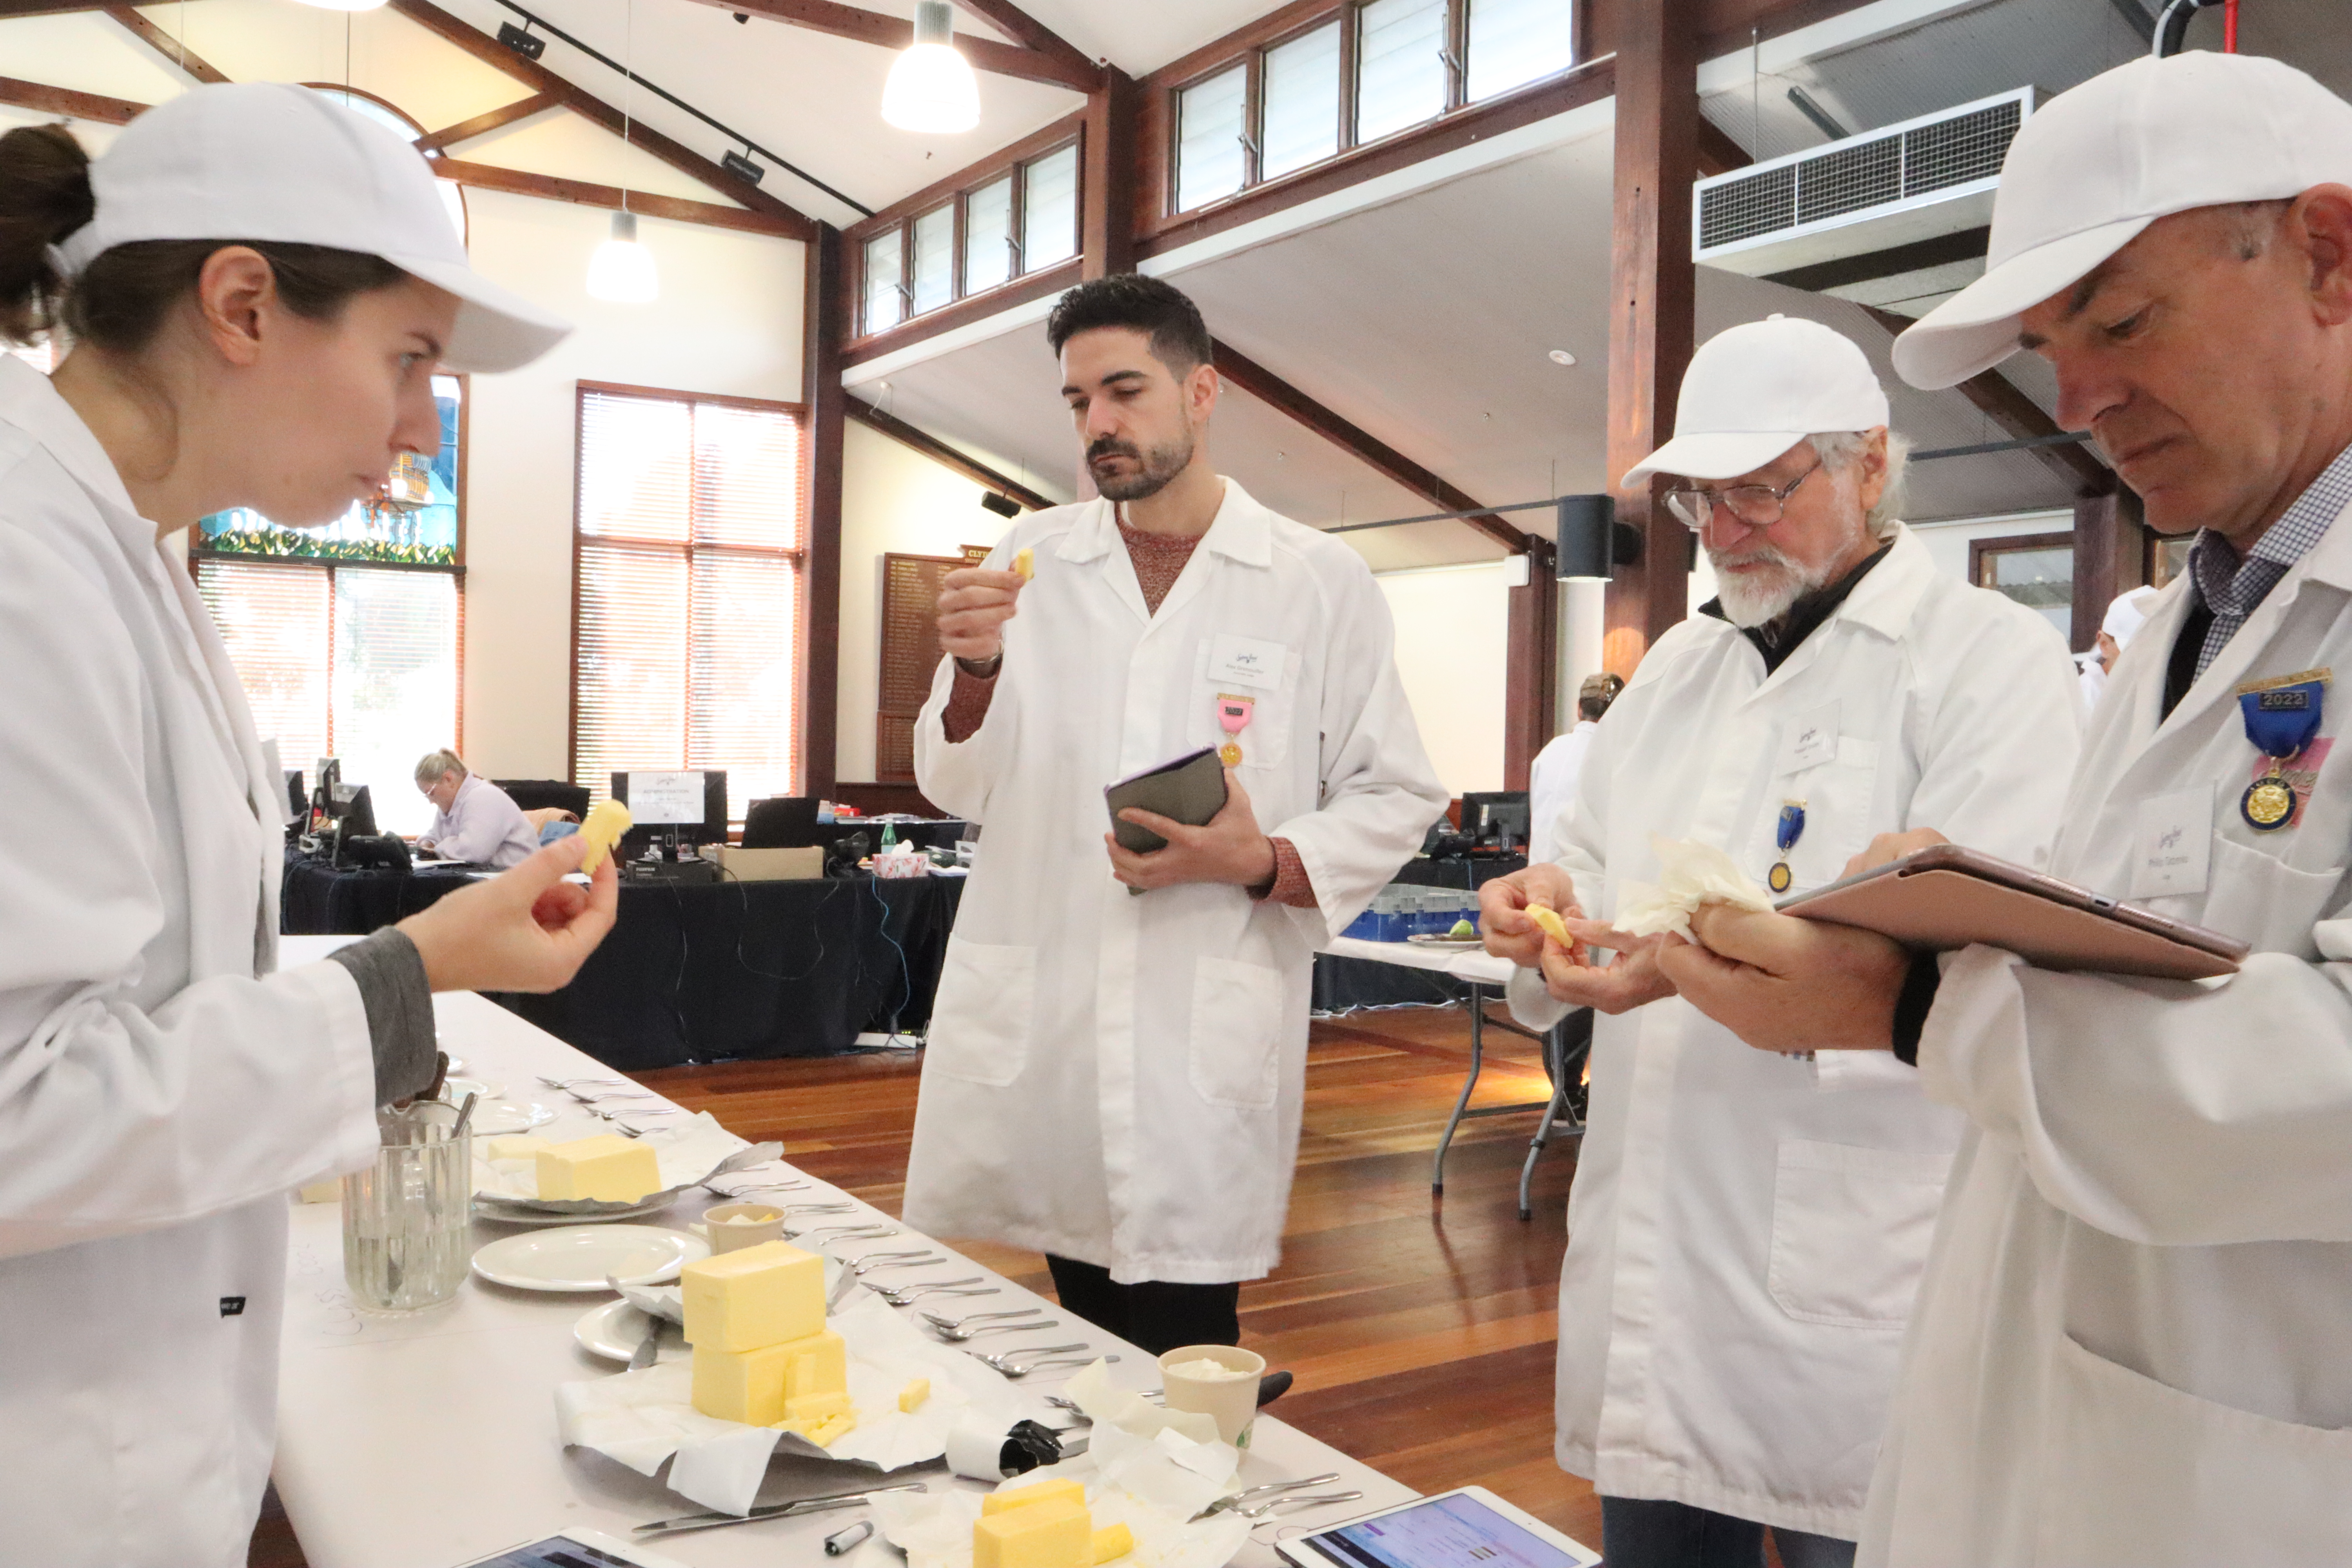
[456,1530,691,1568]
[1274,1485,1601,1568]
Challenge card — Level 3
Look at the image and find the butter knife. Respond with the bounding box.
[634,1482,926,1537]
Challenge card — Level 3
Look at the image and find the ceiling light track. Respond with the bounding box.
[490,0,873,216]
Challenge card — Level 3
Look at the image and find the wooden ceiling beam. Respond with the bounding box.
[1860,305,2115,496]
[0,73,141,125]
[667,0,1098,92]
[101,4,228,83]
[1696,115,1751,177]
[388,0,817,239]
[432,157,804,237]
[1210,337,1528,555]
[948,0,1098,83]
[415,92,559,154]
[846,398,1054,510]
[0,0,104,16]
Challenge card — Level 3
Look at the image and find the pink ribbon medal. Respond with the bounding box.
[1216,693,1256,768]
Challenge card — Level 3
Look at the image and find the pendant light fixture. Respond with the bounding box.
[882,1,980,134]
[587,0,659,302]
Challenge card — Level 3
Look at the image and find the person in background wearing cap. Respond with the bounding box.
[1647,52,2352,1566]
[2078,584,2161,713]
[0,87,614,1566]
[1527,671,1624,866]
[1479,315,2080,1568]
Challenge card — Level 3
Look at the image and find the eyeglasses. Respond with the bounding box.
[1663,459,1822,531]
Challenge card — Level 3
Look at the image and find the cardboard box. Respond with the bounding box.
[701,845,825,882]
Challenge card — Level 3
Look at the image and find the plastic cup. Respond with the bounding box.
[699,1202,786,1253]
[1159,1343,1267,1447]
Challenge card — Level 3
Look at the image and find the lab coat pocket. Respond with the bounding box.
[2034,1332,2352,1566]
[2200,834,2344,958]
[924,940,1036,1088]
[1765,1138,1949,1328]
[1188,956,1282,1111]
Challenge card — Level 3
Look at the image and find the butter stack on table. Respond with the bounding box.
[977,1477,1132,1567]
[683,1240,856,1444]
[533,1134,659,1201]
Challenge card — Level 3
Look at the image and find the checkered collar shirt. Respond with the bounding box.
[2185,440,2352,678]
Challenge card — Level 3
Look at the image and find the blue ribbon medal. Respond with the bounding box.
[2236,668,2329,832]
[1768,800,1807,893]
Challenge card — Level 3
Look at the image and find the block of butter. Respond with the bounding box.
[1092,1523,1134,1564]
[690,1329,846,1426]
[1013,546,1034,582]
[533,1134,660,1202]
[577,798,632,873]
[974,1500,1090,1568]
[982,1478,1085,1517]
[681,1240,824,1352]
[898,1377,930,1413]
[486,1134,553,1161]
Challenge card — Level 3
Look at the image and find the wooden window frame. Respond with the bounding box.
[566,379,814,809]
[1970,530,2077,589]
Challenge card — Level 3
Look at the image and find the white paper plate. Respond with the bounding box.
[475,1193,675,1226]
[466,1101,559,1136]
[443,1076,506,1102]
[574,1298,691,1364]
[1405,933,1482,947]
[471,1226,709,1292]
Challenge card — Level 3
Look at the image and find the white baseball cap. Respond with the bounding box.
[1895,53,2352,390]
[2102,585,2161,646]
[54,82,570,373]
[1622,314,1890,486]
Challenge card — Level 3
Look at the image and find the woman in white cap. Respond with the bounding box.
[1648,51,2352,1567]
[0,85,612,1564]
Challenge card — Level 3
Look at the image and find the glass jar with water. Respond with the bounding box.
[343,1098,472,1312]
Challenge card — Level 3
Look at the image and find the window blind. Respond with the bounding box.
[579,392,692,543]
[1356,0,1448,143]
[689,552,798,818]
[963,176,1015,294]
[911,205,955,316]
[197,559,332,779]
[332,567,459,837]
[1022,147,1079,271]
[1466,0,1575,102]
[1261,23,1342,181]
[1177,65,1249,212]
[862,229,904,336]
[576,541,690,798]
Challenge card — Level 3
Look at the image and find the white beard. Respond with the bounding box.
[1710,544,1833,627]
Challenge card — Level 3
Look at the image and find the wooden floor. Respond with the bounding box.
[249,1001,1599,1564]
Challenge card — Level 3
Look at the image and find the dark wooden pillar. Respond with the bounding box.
[800,223,847,797]
[1505,538,1560,789]
[2071,487,2144,653]
[1602,0,1698,677]
[1082,67,1139,279]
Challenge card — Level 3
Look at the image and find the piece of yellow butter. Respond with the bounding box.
[898,1377,930,1413]
[783,1409,856,1448]
[782,1328,848,1400]
[577,798,632,873]
[982,1477,1086,1516]
[785,1389,852,1423]
[296,1178,341,1204]
[533,1134,659,1202]
[1526,904,1571,945]
[1092,1523,1134,1564]
[692,1339,798,1426]
[1013,547,1035,582]
[681,1242,826,1352]
[974,1500,1091,1568]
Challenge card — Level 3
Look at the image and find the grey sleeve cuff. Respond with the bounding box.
[326,929,438,1105]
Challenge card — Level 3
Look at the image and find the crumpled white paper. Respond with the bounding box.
[872,1459,1252,1568]
[554,1291,1025,1516]
[1613,835,1776,940]
[474,1115,766,1207]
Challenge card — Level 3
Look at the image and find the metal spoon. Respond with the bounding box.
[1234,1490,1364,1520]
[929,1318,1064,1342]
[869,1279,999,1305]
[962,1343,1088,1371]
[922,1307,1043,1331]
[848,1250,944,1275]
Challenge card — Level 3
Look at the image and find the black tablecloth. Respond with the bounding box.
[1310,853,1526,1012]
[282,851,963,1068]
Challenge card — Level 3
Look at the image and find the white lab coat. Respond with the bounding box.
[1527,720,1597,865]
[0,359,379,1567]
[1862,488,2352,1566]
[907,480,1447,1283]
[1509,526,2081,1538]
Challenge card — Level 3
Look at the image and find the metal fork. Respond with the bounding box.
[1234,1491,1363,1521]
[539,1075,626,1089]
[963,1343,1089,1372]
[973,1353,1117,1379]
[922,1307,1042,1332]
[930,1317,1063,1341]
[1190,1475,1344,1522]
[846,1250,943,1276]
[789,1223,899,1244]
[868,1278,998,1305]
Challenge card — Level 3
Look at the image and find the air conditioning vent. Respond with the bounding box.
[1695,88,2037,318]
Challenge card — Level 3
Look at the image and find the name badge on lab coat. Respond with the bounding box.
[1208,633,1287,691]
[2130,783,2214,899]
[1776,702,1841,775]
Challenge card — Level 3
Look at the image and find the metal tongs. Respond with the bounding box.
[633,1481,927,1537]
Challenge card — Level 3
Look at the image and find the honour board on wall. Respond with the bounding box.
[876,550,989,783]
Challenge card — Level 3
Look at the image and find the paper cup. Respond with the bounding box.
[1158,1343,1266,1446]
[699,1203,784,1253]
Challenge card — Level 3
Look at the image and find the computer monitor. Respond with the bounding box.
[328,782,378,839]
[742,796,822,849]
[610,770,729,854]
[310,757,341,827]
[1459,790,1530,848]
[284,769,305,822]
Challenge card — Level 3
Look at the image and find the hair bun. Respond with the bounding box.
[0,123,96,346]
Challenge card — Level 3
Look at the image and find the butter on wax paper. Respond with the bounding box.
[1613,835,1775,941]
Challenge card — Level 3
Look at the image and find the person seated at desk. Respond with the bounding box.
[414,749,537,868]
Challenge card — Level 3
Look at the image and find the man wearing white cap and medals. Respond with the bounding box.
[1639,51,2352,1566]
[0,86,613,1563]
[1479,315,2078,1567]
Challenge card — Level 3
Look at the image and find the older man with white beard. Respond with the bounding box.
[1480,315,2081,1568]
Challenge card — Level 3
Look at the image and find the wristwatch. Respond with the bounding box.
[955,650,1004,678]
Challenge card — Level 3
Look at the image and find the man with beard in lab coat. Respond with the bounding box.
[1653,53,2352,1566]
[1479,315,2080,1568]
[907,274,1448,1354]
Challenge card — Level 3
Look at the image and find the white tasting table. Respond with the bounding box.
[1319,937,1584,1213]
[271,936,1414,1568]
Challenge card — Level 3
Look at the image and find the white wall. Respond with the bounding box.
[1377,561,1510,798]
[458,192,805,781]
[835,421,1020,782]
